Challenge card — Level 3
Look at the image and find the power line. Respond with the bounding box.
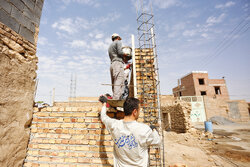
[167,16,250,89]
[197,16,250,69]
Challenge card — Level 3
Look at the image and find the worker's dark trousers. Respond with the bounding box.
[110,61,125,100]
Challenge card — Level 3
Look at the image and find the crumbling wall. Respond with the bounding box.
[0,21,37,167]
[161,102,192,133]
[0,0,44,166]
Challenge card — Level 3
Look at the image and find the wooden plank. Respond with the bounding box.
[107,99,125,107]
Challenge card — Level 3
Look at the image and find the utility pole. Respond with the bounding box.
[52,88,55,106]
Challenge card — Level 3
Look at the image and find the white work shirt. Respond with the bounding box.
[100,106,161,167]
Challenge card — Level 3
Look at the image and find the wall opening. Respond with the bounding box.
[198,78,205,85]
[214,86,221,95]
[200,91,207,96]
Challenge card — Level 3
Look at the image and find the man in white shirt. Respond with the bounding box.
[100,97,161,167]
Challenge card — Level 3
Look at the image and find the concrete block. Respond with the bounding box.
[0,0,12,14]
[10,0,25,11]
[22,0,35,10]
[33,5,42,19]
[0,9,20,33]
[11,6,31,30]
[23,6,34,21]
[32,14,41,27]
[34,0,44,11]
[19,25,34,44]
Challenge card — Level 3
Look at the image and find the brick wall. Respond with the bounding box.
[24,104,158,166]
[24,106,115,166]
[192,73,209,96]
[207,79,229,99]
[54,101,102,108]
[0,0,44,44]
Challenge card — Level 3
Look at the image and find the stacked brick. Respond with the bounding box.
[24,106,125,167]
[0,21,38,63]
[161,102,192,133]
[134,48,158,125]
[134,48,161,166]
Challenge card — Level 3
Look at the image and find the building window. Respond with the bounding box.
[200,91,207,96]
[198,78,205,85]
[214,86,221,95]
[179,92,182,96]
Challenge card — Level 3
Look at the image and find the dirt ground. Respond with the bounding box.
[164,121,250,167]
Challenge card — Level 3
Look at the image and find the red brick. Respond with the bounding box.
[61,139,69,144]
[55,129,63,134]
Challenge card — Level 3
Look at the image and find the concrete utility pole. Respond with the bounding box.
[131,34,137,98]
[52,88,55,106]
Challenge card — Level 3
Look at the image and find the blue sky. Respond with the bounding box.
[36,0,250,104]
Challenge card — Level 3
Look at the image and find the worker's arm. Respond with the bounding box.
[100,103,115,131]
[146,128,161,146]
[116,40,124,57]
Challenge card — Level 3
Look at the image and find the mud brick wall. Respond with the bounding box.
[161,102,192,133]
[24,106,126,167]
[236,100,249,122]
[227,100,249,122]
[204,96,230,120]
[203,97,249,122]
[0,0,44,166]
[0,21,39,167]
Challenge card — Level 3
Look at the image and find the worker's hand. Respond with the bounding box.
[150,124,157,131]
[125,63,131,69]
[99,95,107,104]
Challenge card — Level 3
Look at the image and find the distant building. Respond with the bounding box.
[172,71,229,99]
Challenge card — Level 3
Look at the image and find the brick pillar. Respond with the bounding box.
[134,48,162,166]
